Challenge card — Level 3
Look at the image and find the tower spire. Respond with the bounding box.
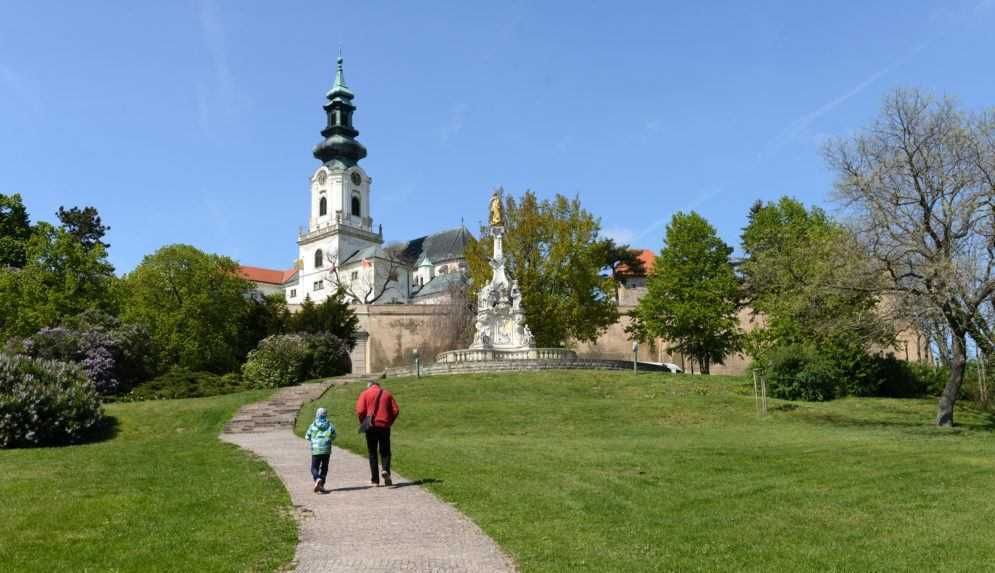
[313,54,366,167]
[333,54,347,92]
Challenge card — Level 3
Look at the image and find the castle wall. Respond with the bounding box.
[353,304,454,373]
[350,296,931,376]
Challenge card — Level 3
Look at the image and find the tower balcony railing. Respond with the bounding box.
[299,212,380,240]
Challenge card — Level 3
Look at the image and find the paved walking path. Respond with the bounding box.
[221,379,517,573]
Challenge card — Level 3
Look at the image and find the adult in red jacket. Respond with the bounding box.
[355,381,400,486]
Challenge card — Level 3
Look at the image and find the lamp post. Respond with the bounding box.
[632,341,638,373]
[414,348,421,378]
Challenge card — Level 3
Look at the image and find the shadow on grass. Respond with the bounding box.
[87,415,121,443]
[800,410,995,434]
[2,416,120,450]
[390,478,442,489]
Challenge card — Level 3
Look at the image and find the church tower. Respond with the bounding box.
[290,56,383,305]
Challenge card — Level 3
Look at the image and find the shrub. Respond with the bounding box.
[24,315,154,395]
[764,344,843,401]
[121,367,250,401]
[763,342,944,401]
[241,333,351,389]
[0,353,103,448]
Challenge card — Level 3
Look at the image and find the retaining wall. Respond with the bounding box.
[385,359,673,378]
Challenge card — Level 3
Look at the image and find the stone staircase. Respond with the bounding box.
[222,374,383,434]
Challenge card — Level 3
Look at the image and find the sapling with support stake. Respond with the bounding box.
[752,369,768,416]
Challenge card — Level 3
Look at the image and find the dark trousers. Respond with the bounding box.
[365,427,391,482]
[310,453,330,482]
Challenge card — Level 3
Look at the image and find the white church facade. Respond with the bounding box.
[243,57,471,307]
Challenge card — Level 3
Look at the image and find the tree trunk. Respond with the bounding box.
[936,332,968,427]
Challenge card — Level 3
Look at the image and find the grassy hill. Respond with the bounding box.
[0,390,295,573]
[299,371,995,573]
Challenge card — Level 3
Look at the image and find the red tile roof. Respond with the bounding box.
[616,249,655,277]
[239,265,297,285]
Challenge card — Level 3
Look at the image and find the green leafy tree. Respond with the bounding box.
[739,197,896,398]
[740,197,891,352]
[0,193,32,268]
[121,244,253,373]
[287,290,358,348]
[0,222,117,339]
[628,212,740,374]
[465,190,618,347]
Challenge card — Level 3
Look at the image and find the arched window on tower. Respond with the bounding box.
[314,249,324,269]
[319,197,327,217]
[351,194,361,217]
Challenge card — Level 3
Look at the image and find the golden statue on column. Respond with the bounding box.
[489,189,504,227]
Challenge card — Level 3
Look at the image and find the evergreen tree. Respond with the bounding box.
[629,212,740,374]
[57,205,110,250]
[287,289,358,348]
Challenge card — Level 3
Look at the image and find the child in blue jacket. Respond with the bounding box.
[305,407,336,493]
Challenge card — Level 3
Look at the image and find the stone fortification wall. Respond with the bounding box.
[352,304,456,374]
[572,306,761,376]
[350,303,930,376]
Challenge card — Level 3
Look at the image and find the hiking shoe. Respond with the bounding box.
[381,470,392,486]
[317,479,325,492]
[313,479,321,493]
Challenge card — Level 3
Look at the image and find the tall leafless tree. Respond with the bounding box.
[825,89,995,426]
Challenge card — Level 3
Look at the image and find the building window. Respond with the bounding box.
[314,249,324,268]
[350,271,359,281]
[314,280,324,291]
[289,289,297,298]
[351,194,361,217]
[319,197,327,216]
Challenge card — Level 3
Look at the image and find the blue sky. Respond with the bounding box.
[3,1,994,273]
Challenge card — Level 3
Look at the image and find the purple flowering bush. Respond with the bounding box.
[0,353,103,448]
[24,316,153,396]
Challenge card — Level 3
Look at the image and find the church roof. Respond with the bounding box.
[240,265,298,285]
[411,271,467,300]
[339,244,398,266]
[402,226,473,266]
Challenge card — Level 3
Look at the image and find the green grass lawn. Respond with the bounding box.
[0,390,296,573]
[298,371,995,573]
